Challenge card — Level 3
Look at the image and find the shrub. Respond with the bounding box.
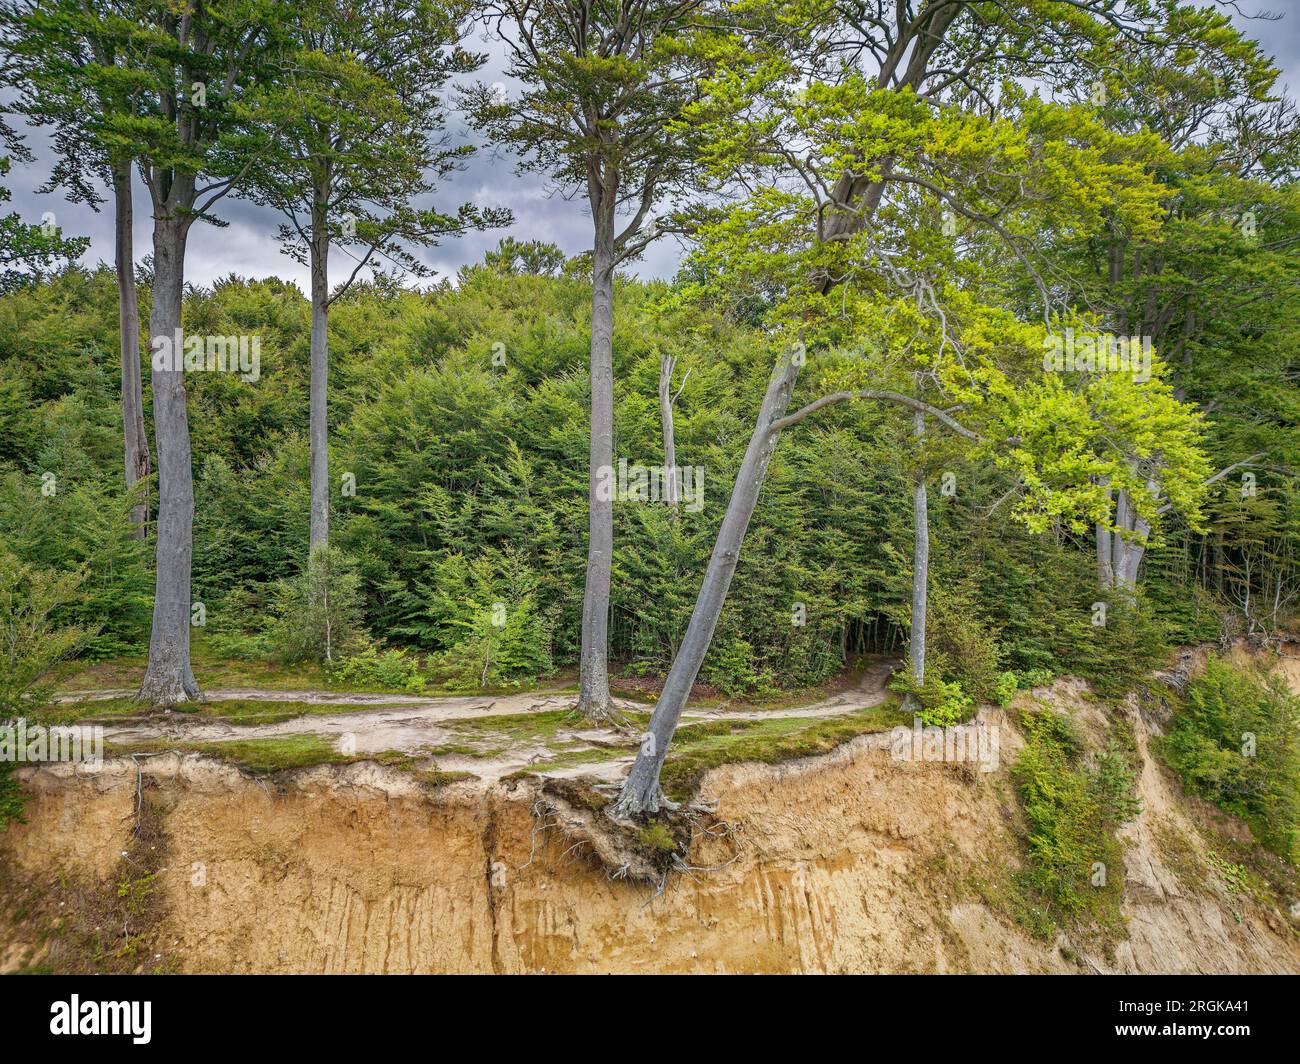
[702,637,774,698]
[267,546,366,664]
[926,584,1003,703]
[0,550,88,715]
[431,594,552,691]
[890,671,974,727]
[995,670,1019,707]
[1162,656,1300,862]
[328,642,427,692]
[1012,708,1140,936]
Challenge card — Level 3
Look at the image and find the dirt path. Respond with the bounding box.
[91,657,900,785]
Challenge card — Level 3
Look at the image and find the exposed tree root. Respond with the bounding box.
[521,777,743,892]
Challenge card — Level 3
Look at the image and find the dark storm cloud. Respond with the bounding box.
[2,6,1297,291]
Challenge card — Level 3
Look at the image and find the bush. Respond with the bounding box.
[267,547,366,664]
[995,670,1018,707]
[0,550,88,714]
[702,637,774,698]
[1012,708,1140,936]
[890,671,974,727]
[327,641,427,692]
[1067,596,1170,701]
[926,584,1003,703]
[1162,656,1300,862]
[431,594,552,691]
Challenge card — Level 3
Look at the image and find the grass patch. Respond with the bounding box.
[108,733,349,775]
[35,696,419,729]
[658,699,907,802]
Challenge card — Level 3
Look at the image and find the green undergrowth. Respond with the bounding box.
[1010,705,1141,942]
[1159,655,1300,865]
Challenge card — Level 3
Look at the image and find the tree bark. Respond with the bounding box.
[578,195,618,720]
[138,214,199,706]
[113,163,149,539]
[909,410,928,684]
[1095,477,1114,590]
[658,352,679,522]
[610,354,802,816]
[309,195,330,552]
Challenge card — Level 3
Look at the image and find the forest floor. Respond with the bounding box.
[46,654,907,800]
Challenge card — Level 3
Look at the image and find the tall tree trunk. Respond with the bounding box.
[578,199,617,720]
[309,197,330,552]
[1095,477,1114,590]
[909,410,928,685]
[658,352,679,523]
[138,215,199,706]
[610,354,801,817]
[113,163,149,539]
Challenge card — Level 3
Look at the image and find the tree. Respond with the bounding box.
[482,235,567,276]
[2,0,152,537]
[609,0,1220,816]
[65,1,285,706]
[238,0,508,552]
[462,0,702,721]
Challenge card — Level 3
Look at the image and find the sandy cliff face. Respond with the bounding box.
[3,688,1297,974]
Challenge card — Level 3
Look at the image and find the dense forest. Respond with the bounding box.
[0,0,1297,836]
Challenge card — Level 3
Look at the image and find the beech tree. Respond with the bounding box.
[463,0,702,721]
[238,0,508,554]
[609,0,1223,816]
[70,1,283,706]
[1,0,154,537]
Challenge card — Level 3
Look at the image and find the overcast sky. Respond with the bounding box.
[4,6,1299,293]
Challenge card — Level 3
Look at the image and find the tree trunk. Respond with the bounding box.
[113,163,149,539]
[610,354,802,817]
[578,201,617,720]
[309,198,330,552]
[909,410,928,685]
[1095,478,1114,590]
[659,352,679,523]
[138,215,199,706]
[1108,482,1153,596]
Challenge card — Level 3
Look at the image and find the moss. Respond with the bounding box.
[36,695,421,729]
[658,699,907,802]
[638,821,677,852]
[109,733,347,774]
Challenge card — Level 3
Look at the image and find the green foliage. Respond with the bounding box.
[995,670,1019,708]
[1074,598,1173,701]
[1163,657,1300,862]
[702,637,773,698]
[267,546,366,664]
[1012,708,1140,936]
[0,549,87,715]
[326,642,426,693]
[0,759,25,828]
[888,667,974,726]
